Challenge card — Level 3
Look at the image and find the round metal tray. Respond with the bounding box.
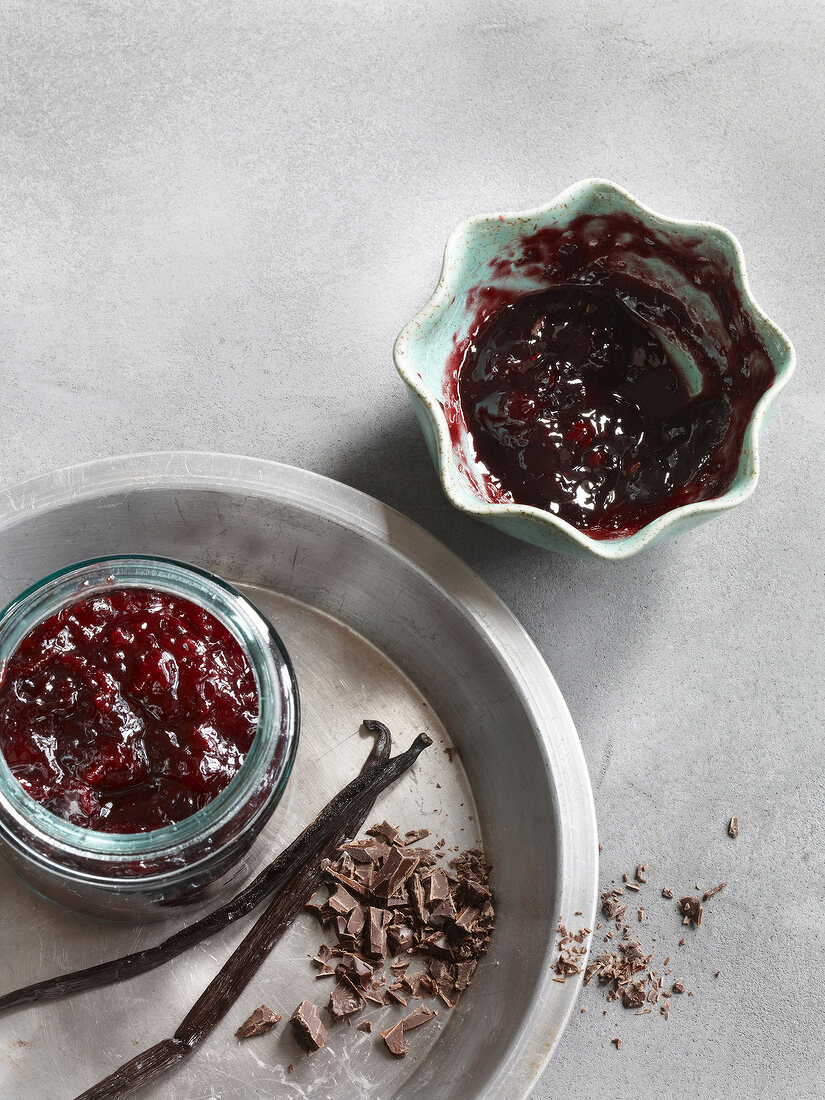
[0,453,597,1100]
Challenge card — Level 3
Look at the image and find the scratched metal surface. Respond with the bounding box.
[0,454,597,1099]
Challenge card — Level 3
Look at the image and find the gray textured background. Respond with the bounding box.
[1,2,822,1097]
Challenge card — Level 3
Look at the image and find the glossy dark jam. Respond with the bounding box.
[0,588,259,833]
[449,213,776,538]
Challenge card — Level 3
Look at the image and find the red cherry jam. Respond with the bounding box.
[0,588,259,833]
[449,213,776,538]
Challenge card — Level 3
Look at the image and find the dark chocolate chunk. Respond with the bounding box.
[235,1004,281,1039]
[291,1001,327,1053]
[356,1020,372,1032]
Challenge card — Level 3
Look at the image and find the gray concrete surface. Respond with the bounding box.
[0,2,822,1097]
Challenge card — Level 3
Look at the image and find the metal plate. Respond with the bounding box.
[0,453,597,1099]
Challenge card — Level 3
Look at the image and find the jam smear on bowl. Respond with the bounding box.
[0,588,259,833]
[449,213,777,539]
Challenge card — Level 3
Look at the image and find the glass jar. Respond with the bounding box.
[0,556,299,921]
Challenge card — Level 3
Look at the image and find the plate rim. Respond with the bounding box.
[0,450,598,1097]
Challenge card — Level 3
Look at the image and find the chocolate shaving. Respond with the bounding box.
[702,882,727,902]
[235,1005,281,1039]
[292,1001,327,1053]
[70,727,432,1099]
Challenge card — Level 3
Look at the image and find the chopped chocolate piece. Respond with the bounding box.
[314,964,335,978]
[410,874,428,925]
[386,987,407,1006]
[678,896,703,927]
[671,980,686,994]
[235,1004,281,1039]
[419,931,454,959]
[372,847,421,898]
[387,923,414,954]
[625,882,640,892]
[621,981,646,1010]
[367,906,390,958]
[601,893,627,921]
[612,1038,622,1050]
[291,1001,327,1054]
[337,953,375,986]
[323,863,371,898]
[400,1004,437,1031]
[635,863,648,884]
[728,816,739,839]
[428,868,451,904]
[662,887,674,899]
[362,987,388,1006]
[428,894,458,928]
[357,1020,373,1032]
[304,892,326,918]
[702,882,727,902]
[404,829,430,845]
[346,902,366,937]
[381,1021,410,1057]
[287,1064,293,1073]
[678,938,686,946]
[454,906,481,934]
[328,976,366,1021]
[454,959,478,989]
[368,821,401,844]
[328,885,358,915]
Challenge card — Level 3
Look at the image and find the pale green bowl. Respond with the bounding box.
[393,179,795,560]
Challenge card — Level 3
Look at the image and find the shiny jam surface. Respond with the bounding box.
[0,587,259,833]
[449,213,776,538]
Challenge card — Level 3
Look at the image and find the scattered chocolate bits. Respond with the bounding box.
[661,887,674,900]
[728,816,739,839]
[612,1037,622,1050]
[301,822,494,1057]
[291,1001,327,1054]
[678,896,703,927]
[235,1005,281,1039]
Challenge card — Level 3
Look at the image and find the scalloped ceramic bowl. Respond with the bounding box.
[394,179,795,560]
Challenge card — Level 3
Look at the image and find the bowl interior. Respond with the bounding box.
[398,180,794,543]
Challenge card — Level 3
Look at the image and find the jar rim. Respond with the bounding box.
[0,555,299,874]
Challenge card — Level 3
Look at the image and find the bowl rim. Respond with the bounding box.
[393,177,796,560]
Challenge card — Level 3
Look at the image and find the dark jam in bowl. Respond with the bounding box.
[450,213,777,538]
[0,588,259,833]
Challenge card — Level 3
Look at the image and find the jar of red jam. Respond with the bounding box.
[0,557,299,921]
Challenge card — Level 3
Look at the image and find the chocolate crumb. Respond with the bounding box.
[715,971,721,978]
[702,882,727,902]
[671,980,686,994]
[728,816,739,839]
[635,864,648,884]
[287,1064,293,1074]
[679,938,686,946]
[678,897,703,927]
[357,1020,373,1033]
[612,1037,622,1050]
[235,1005,281,1039]
[662,887,674,899]
[444,747,457,764]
